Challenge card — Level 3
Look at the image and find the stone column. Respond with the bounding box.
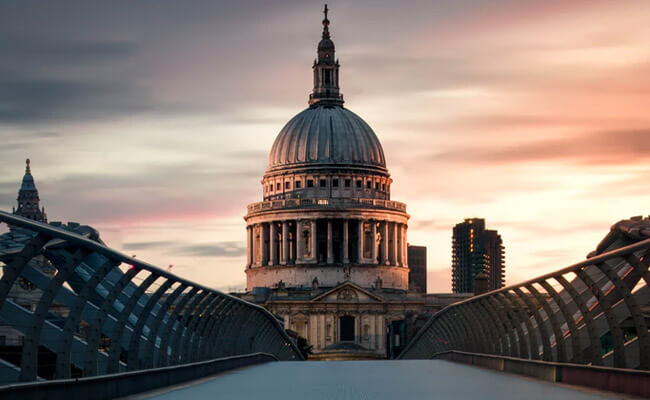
[296,219,304,263]
[382,221,389,265]
[319,314,325,349]
[246,225,252,267]
[370,220,377,264]
[391,222,398,266]
[289,222,295,264]
[281,221,289,265]
[396,223,402,267]
[357,219,363,263]
[356,314,361,344]
[327,219,334,264]
[311,219,318,263]
[256,224,262,266]
[342,219,349,264]
[378,314,385,351]
[261,223,269,266]
[269,222,277,265]
[402,224,408,267]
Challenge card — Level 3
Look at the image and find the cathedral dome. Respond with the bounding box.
[267,105,387,174]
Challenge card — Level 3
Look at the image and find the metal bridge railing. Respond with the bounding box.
[0,211,303,385]
[398,236,650,370]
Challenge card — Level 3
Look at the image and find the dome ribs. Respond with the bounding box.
[265,106,388,174]
[285,111,304,162]
[331,108,349,163]
[294,113,308,163]
[350,110,372,164]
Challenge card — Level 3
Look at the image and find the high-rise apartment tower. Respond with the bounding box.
[452,218,504,293]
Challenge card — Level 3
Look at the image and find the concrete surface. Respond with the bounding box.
[129,360,622,399]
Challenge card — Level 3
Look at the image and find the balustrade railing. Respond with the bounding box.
[247,197,407,214]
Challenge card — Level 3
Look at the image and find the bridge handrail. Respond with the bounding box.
[0,211,271,312]
[431,350,650,398]
[0,353,278,400]
[0,211,303,385]
[398,235,650,370]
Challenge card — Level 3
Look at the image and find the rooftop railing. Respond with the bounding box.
[246,197,407,214]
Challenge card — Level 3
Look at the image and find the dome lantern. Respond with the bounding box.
[309,4,343,107]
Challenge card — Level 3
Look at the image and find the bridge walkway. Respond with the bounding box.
[125,360,620,400]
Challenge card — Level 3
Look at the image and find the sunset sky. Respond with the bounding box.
[1,0,648,292]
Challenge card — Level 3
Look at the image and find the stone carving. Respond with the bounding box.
[337,288,358,302]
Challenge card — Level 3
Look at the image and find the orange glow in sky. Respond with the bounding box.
[0,1,648,292]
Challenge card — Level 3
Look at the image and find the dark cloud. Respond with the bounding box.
[122,240,177,251]
[432,129,650,166]
[0,75,144,123]
[0,35,156,123]
[1,37,135,65]
[431,114,634,130]
[177,242,246,257]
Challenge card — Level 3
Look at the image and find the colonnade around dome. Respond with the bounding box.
[245,212,409,290]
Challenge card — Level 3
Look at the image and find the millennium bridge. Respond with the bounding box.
[0,211,648,399]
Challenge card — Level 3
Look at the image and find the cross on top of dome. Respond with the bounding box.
[322,4,330,39]
[310,4,343,106]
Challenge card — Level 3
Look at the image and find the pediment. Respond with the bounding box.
[311,282,384,303]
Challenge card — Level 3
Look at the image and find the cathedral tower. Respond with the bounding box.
[13,159,47,224]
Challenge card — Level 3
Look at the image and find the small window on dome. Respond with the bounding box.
[307,179,314,188]
[345,179,351,188]
[285,181,291,189]
[356,180,362,188]
[320,179,327,188]
[332,179,339,187]
[382,183,386,191]
[295,181,302,189]
[366,181,372,189]
[276,183,281,191]
[375,182,380,190]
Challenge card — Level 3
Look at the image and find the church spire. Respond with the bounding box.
[309,4,343,107]
[13,158,47,224]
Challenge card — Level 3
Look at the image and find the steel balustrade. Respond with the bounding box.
[398,236,650,370]
[0,211,302,385]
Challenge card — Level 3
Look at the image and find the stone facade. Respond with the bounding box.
[238,283,471,359]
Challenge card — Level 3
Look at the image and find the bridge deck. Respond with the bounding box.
[128,360,616,400]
